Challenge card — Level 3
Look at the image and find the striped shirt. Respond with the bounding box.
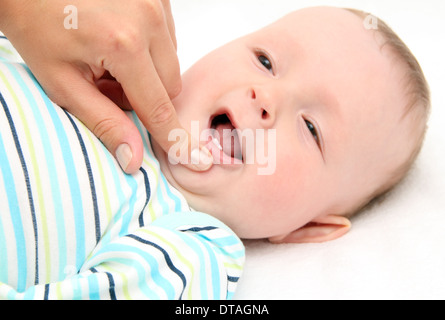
[0,36,244,300]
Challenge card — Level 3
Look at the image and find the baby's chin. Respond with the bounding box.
[151,138,208,196]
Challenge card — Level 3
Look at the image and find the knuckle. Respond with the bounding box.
[148,99,175,128]
[93,117,121,145]
[105,26,141,55]
[141,0,165,27]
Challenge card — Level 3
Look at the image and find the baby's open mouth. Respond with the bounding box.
[210,112,243,163]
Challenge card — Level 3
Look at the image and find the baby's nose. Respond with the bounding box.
[250,88,276,129]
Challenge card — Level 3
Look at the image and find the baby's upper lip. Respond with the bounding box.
[208,107,239,131]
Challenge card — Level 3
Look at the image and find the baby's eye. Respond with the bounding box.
[256,52,273,73]
[305,120,319,144]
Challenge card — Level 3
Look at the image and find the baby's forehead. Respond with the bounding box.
[263,8,402,109]
[268,7,365,34]
[252,7,386,70]
[264,6,390,58]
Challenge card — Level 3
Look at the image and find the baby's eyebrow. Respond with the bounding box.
[317,87,340,117]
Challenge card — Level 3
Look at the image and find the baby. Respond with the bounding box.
[154,6,430,241]
[0,6,430,299]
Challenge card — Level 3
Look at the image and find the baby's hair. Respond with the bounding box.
[343,8,431,217]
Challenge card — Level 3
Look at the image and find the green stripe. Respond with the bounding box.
[84,128,113,223]
[101,264,131,300]
[140,228,195,299]
[0,68,51,282]
[143,158,159,222]
[224,262,243,271]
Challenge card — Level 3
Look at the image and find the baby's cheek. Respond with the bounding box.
[253,170,298,213]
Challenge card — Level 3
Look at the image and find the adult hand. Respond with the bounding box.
[0,0,213,173]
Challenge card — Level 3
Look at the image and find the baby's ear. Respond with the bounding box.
[268,214,351,244]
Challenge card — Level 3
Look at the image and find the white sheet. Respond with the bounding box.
[171,0,445,299]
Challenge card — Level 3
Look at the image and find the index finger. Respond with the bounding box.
[112,52,213,171]
[160,0,177,50]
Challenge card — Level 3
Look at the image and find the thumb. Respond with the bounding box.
[56,70,144,174]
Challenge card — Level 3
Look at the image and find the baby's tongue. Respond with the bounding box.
[214,123,242,160]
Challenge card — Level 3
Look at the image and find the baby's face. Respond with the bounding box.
[153,7,409,239]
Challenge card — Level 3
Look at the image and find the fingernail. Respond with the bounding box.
[116,143,133,172]
[191,147,213,170]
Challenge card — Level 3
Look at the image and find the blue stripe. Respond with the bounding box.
[181,226,218,232]
[9,64,68,281]
[225,249,245,259]
[117,175,138,237]
[64,110,100,242]
[63,111,94,264]
[88,267,101,299]
[0,114,14,285]
[22,285,36,299]
[97,243,170,299]
[212,235,242,247]
[0,201,7,283]
[130,112,150,152]
[127,234,186,299]
[44,284,49,300]
[138,168,151,227]
[113,256,162,299]
[190,234,222,299]
[72,274,82,299]
[131,111,188,215]
[130,112,171,216]
[0,89,33,291]
[23,68,88,275]
[160,174,183,212]
[87,271,100,300]
[97,145,137,241]
[85,268,117,300]
[154,175,170,216]
[172,231,214,299]
[105,272,116,300]
[90,136,139,240]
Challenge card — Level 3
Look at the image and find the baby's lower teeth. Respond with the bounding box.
[213,138,223,151]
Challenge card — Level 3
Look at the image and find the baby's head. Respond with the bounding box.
[152,7,430,243]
